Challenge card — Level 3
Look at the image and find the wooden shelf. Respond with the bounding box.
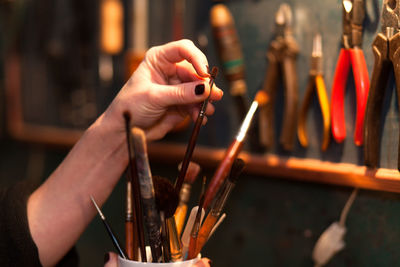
[148,142,400,193]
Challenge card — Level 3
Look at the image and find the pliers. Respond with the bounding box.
[364,0,400,169]
[258,3,299,151]
[297,34,331,151]
[331,0,369,146]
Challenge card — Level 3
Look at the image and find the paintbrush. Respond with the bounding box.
[187,176,207,260]
[194,158,245,256]
[174,67,218,196]
[123,113,138,260]
[152,175,182,262]
[124,113,146,261]
[131,127,163,263]
[175,161,201,236]
[202,90,269,210]
[90,196,127,259]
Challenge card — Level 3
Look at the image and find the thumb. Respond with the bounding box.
[155,81,210,107]
[104,252,119,267]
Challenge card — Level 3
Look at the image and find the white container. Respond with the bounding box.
[118,256,199,267]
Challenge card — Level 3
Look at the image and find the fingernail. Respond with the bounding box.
[208,260,212,266]
[104,252,110,263]
[195,84,205,95]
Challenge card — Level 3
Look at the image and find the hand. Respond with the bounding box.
[104,252,212,267]
[102,39,223,140]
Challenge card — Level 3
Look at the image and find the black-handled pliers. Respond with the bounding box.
[258,3,299,151]
[364,0,400,170]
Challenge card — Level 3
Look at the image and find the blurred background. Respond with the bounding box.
[1,0,400,266]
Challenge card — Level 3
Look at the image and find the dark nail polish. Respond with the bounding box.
[208,260,212,266]
[104,252,110,263]
[195,84,205,95]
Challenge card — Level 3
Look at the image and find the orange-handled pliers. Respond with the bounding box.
[331,0,369,146]
[298,34,330,151]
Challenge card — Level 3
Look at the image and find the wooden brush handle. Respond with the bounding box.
[125,221,135,260]
[194,213,218,256]
[203,139,243,209]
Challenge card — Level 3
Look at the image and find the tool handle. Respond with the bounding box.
[297,76,315,148]
[125,221,136,260]
[389,34,400,170]
[259,45,280,149]
[315,75,331,151]
[202,139,244,210]
[364,34,390,168]
[100,0,124,54]
[350,48,370,146]
[280,50,299,151]
[103,219,127,259]
[174,204,188,236]
[331,48,351,143]
[194,213,219,256]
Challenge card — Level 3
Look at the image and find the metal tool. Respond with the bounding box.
[364,0,400,169]
[297,34,331,151]
[258,3,299,151]
[331,0,369,146]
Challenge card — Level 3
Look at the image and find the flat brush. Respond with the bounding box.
[90,196,127,259]
[194,158,245,256]
[187,176,207,260]
[175,161,201,236]
[202,90,269,210]
[175,67,218,196]
[153,175,182,262]
[132,127,163,263]
[124,112,146,261]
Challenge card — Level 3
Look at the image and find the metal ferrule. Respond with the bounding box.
[210,181,235,217]
[179,183,191,204]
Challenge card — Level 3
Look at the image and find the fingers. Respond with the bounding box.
[156,39,209,78]
[192,258,212,267]
[104,252,118,267]
[154,81,223,107]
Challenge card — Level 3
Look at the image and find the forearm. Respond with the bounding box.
[27,114,127,267]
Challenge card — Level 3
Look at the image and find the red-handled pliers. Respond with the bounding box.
[331,0,369,146]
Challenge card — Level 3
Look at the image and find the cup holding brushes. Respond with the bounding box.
[175,161,201,236]
[131,127,163,263]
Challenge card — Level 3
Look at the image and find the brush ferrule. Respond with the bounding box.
[211,181,235,216]
[236,101,258,142]
[179,183,191,204]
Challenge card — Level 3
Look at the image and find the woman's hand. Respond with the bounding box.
[103,39,223,140]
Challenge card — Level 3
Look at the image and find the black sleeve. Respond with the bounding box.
[0,181,79,267]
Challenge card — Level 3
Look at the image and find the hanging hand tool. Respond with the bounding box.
[331,0,369,146]
[364,0,400,169]
[258,3,299,151]
[210,4,249,122]
[297,34,331,151]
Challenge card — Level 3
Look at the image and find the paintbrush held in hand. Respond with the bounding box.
[202,90,269,210]
[175,67,218,196]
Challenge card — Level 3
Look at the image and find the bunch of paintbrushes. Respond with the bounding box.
[91,67,268,262]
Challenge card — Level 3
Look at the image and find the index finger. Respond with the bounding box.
[158,39,210,78]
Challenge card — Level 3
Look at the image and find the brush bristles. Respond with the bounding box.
[153,175,179,218]
[228,158,245,184]
[255,90,269,106]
